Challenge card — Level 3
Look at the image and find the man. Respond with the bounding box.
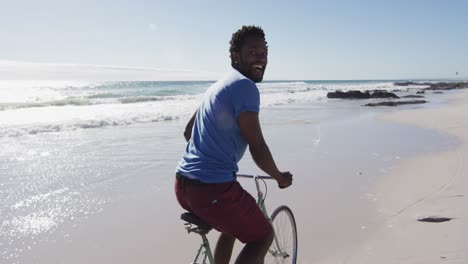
[175,25,293,264]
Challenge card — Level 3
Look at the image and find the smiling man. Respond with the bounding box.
[175,25,293,264]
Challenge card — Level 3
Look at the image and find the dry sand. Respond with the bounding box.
[343,90,468,263]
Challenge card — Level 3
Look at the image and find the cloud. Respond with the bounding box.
[0,60,221,81]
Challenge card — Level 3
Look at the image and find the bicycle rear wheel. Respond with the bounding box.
[265,205,298,264]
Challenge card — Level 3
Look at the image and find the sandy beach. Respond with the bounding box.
[2,1,467,263]
[1,84,467,264]
[342,90,468,263]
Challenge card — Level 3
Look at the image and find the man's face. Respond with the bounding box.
[234,35,268,83]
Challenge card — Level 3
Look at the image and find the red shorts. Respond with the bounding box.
[175,174,272,243]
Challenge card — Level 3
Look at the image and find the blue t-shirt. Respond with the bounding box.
[176,69,260,183]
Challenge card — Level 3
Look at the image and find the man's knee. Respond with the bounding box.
[265,226,274,244]
[254,224,274,245]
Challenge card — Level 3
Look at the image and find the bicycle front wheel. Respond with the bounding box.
[265,205,298,264]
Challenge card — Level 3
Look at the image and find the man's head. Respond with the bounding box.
[230,25,268,83]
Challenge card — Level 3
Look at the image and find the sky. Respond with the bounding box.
[0,0,467,80]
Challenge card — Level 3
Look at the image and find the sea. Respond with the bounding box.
[0,79,460,263]
[0,79,432,138]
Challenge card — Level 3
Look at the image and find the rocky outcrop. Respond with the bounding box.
[371,90,399,98]
[401,95,425,98]
[363,100,427,107]
[394,81,427,86]
[327,90,370,99]
[394,81,468,90]
[417,216,453,223]
[327,90,399,99]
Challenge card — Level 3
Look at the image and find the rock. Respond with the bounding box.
[394,81,468,90]
[370,90,399,99]
[417,216,453,223]
[364,100,427,107]
[327,90,399,99]
[426,82,468,90]
[394,81,422,86]
[416,90,425,94]
[327,90,371,99]
[401,95,425,98]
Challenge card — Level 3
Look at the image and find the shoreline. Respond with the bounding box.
[1,87,465,264]
[235,97,459,263]
[343,90,468,263]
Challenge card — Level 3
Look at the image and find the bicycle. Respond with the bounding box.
[180,174,298,264]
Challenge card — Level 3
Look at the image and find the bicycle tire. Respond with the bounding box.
[265,205,298,264]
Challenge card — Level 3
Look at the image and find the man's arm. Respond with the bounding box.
[183,111,197,142]
[237,111,292,188]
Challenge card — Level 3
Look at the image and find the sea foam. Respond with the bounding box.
[0,80,424,137]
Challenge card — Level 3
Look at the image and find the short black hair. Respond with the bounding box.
[229,25,267,66]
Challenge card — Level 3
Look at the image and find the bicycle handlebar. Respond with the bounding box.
[236,174,273,180]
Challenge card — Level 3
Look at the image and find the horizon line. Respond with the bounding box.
[0,59,465,82]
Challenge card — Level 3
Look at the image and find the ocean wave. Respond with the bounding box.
[119,95,198,104]
[0,98,95,111]
[118,96,166,104]
[0,80,431,137]
[0,94,199,111]
[85,93,121,99]
[319,82,397,91]
[0,80,414,112]
[262,89,328,106]
[0,115,182,138]
[258,81,309,88]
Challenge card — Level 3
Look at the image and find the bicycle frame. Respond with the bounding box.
[238,174,289,259]
[192,234,213,264]
[189,174,287,264]
[185,220,214,264]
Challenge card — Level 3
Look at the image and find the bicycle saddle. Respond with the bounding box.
[181,212,213,233]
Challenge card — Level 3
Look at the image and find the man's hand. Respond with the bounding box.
[275,171,293,189]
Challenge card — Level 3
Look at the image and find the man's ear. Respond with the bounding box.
[231,52,239,65]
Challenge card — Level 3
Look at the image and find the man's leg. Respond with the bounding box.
[235,229,274,264]
[214,232,236,264]
[184,181,273,263]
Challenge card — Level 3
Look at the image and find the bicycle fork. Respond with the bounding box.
[254,176,289,259]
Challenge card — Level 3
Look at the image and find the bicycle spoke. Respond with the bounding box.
[265,206,297,264]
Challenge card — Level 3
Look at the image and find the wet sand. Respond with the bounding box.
[1,91,463,263]
[343,90,468,263]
